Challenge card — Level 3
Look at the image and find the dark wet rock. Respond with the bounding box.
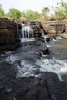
[42,49,50,55]
[14,76,50,100]
[0,18,17,29]
[61,74,67,82]
[40,72,67,100]
[0,60,17,82]
[38,48,51,59]
[0,72,67,100]
[0,18,20,50]
[0,60,18,100]
[13,73,67,100]
[46,38,50,42]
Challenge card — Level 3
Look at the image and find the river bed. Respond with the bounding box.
[0,38,67,81]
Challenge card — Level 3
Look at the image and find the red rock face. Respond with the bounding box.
[0,18,20,49]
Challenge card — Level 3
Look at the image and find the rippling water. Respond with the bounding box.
[49,38,67,60]
[44,38,67,81]
[1,38,67,81]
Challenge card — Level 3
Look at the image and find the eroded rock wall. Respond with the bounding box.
[0,18,20,50]
[40,20,66,34]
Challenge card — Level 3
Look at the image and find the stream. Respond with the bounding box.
[0,37,67,82]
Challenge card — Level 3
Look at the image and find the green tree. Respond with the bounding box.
[0,4,4,17]
[41,7,50,19]
[42,7,50,16]
[22,10,40,20]
[52,1,67,20]
[21,11,26,17]
[7,8,21,19]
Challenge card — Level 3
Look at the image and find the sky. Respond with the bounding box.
[0,0,67,14]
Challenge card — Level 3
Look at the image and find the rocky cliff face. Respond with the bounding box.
[0,18,20,50]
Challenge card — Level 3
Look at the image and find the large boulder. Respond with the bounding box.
[0,18,20,50]
[0,71,67,100]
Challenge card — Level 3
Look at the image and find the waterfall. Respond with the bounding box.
[41,29,50,39]
[22,26,33,38]
[41,29,51,43]
[21,25,35,42]
[41,29,45,37]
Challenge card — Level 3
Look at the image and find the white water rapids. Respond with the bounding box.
[5,37,67,81]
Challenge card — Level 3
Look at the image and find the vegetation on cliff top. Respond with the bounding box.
[0,1,67,20]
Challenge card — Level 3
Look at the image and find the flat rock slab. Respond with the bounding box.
[0,71,67,100]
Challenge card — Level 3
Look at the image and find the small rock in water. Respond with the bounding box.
[42,49,50,55]
[46,38,50,42]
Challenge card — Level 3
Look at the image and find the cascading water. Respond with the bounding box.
[52,36,62,41]
[20,25,35,42]
[31,30,67,81]
[35,38,67,81]
[41,29,51,47]
[2,23,67,82]
[4,36,67,81]
[41,29,49,40]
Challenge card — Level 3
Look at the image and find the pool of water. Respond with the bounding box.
[49,38,67,60]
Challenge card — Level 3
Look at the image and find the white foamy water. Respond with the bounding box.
[5,45,67,81]
[21,38,35,42]
[41,29,49,39]
[46,43,51,48]
[6,54,18,64]
[52,38,57,41]
[35,57,67,81]
[16,60,40,78]
[56,36,62,40]
[20,25,35,42]
[52,36,62,42]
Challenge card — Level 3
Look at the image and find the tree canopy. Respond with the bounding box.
[1,1,67,20]
[24,10,40,20]
[0,4,4,17]
[7,8,21,19]
[52,1,67,20]
[42,7,50,15]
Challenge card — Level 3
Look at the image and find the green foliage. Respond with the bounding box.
[41,7,50,20]
[22,10,40,20]
[21,11,26,17]
[52,1,67,20]
[0,4,49,20]
[0,4,4,17]
[2,1,67,21]
[7,8,21,19]
[42,7,50,16]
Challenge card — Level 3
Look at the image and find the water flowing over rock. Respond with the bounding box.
[0,18,20,50]
[20,21,47,40]
[0,19,67,100]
